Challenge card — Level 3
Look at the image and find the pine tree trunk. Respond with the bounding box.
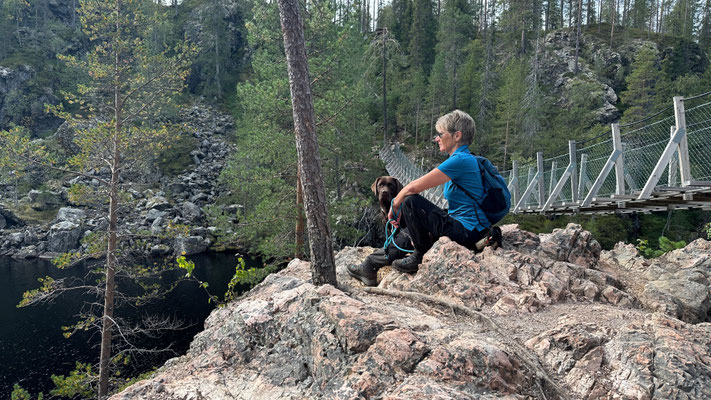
[611,0,616,47]
[99,5,121,395]
[574,0,582,73]
[277,0,337,286]
[213,0,222,98]
[503,119,510,168]
[382,29,388,143]
[295,168,305,259]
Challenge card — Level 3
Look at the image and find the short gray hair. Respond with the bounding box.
[436,110,476,145]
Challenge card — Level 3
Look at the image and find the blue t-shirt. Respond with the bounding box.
[437,145,490,232]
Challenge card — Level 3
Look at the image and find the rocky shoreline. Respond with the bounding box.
[111,223,711,399]
[0,103,236,259]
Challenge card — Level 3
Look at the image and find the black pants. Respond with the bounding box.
[362,195,487,272]
[361,227,413,271]
[399,194,487,253]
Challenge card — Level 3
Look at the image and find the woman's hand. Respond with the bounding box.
[388,169,450,227]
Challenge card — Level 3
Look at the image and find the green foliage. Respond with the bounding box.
[225,0,379,262]
[637,236,686,258]
[704,222,711,239]
[49,362,95,399]
[11,383,43,400]
[177,254,278,305]
[621,43,659,123]
[203,204,239,251]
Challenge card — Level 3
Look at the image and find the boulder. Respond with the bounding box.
[150,244,171,257]
[54,207,86,224]
[177,201,202,222]
[600,238,711,324]
[108,225,711,399]
[51,121,80,155]
[145,208,167,223]
[0,205,24,228]
[174,236,208,256]
[46,220,83,253]
[145,196,171,211]
[528,313,711,399]
[29,189,65,211]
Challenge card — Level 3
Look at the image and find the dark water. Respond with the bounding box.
[0,253,258,397]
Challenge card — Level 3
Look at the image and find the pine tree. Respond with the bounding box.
[621,43,659,123]
[631,0,650,29]
[409,0,437,75]
[225,0,377,262]
[430,0,474,110]
[522,36,546,156]
[698,0,711,50]
[277,0,337,286]
[665,0,699,38]
[493,58,527,165]
[1,0,194,396]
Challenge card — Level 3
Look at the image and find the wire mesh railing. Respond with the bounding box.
[380,144,448,208]
[684,100,711,182]
[380,92,711,215]
[619,113,676,193]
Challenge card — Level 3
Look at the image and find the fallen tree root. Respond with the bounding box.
[362,286,569,400]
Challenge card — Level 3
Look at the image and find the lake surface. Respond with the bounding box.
[0,252,258,397]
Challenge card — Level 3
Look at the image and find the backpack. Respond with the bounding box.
[451,156,511,225]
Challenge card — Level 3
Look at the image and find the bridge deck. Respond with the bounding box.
[516,186,711,215]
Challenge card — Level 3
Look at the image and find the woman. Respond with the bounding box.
[387,109,491,272]
[348,109,491,286]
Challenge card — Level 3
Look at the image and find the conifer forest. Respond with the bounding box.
[1,0,711,397]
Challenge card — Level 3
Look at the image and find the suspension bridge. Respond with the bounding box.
[380,92,711,215]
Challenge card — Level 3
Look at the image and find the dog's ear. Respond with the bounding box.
[394,178,403,193]
[371,177,382,195]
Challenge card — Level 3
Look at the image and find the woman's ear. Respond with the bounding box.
[454,130,463,142]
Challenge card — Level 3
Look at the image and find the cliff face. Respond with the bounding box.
[113,223,711,399]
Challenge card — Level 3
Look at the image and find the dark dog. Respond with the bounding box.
[371,176,403,220]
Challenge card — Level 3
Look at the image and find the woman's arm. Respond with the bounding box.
[388,168,450,223]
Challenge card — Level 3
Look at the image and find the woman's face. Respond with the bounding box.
[435,127,459,155]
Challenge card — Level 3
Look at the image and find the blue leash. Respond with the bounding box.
[383,199,414,255]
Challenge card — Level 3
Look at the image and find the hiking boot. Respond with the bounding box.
[347,262,378,286]
[489,226,502,250]
[392,251,423,274]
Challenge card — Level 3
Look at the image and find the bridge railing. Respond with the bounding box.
[379,144,448,208]
[685,97,711,182]
[380,92,711,215]
[501,93,711,213]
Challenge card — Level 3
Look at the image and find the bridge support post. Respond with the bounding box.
[668,126,678,187]
[549,161,557,201]
[578,153,589,200]
[537,152,544,207]
[515,164,542,212]
[612,124,625,196]
[509,160,519,208]
[639,96,692,200]
[541,141,577,212]
[570,140,578,204]
[582,126,623,207]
